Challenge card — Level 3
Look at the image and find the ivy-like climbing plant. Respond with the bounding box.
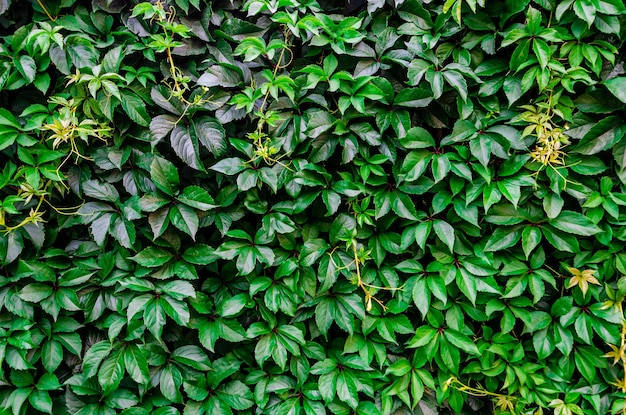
[1,0,626,414]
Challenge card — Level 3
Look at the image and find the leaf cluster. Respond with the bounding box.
[1,0,626,414]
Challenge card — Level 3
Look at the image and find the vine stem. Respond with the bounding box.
[1,194,46,233]
[36,0,56,21]
[329,241,405,311]
[258,38,291,115]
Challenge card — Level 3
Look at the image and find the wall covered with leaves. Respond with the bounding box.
[1,0,626,414]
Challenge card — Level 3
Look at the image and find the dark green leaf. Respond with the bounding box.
[550,210,602,236]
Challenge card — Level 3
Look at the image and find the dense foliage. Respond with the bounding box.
[2,0,626,414]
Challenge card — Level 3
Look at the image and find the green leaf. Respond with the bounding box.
[542,226,580,254]
[15,55,36,83]
[162,296,190,326]
[42,340,63,372]
[150,114,178,141]
[36,373,61,391]
[182,244,218,265]
[121,92,150,126]
[574,0,596,27]
[412,278,430,317]
[399,127,435,149]
[394,87,432,107]
[336,371,359,408]
[315,297,335,335]
[571,117,626,155]
[29,390,52,414]
[543,192,564,219]
[211,157,246,175]
[431,155,451,183]
[484,227,521,252]
[105,389,139,410]
[438,336,460,374]
[150,157,179,196]
[407,326,438,348]
[216,381,255,410]
[456,268,477,305]
[18,283,52,302]
[83,180,120,203]
[522,226,542,258]
[391,191,419,220]
[533,328,555,360]
[400,150,431,181]
[216,293,249,318]
[550,210,602,236]
[432,220,455,252]
[532,38,551,68]
[604,76,626,104]
[124,344,150,385]
[144,298,166,340]
[172,345,211,371]
[177,186,217,210]
[169,203,199,239]
[130,246,173,267]
[442,70,468,101]
[171,124,202,170]
[66,35,99,68]
[159,364,183,403]
[573,351,598,387]
[444,329,480,355]
[194,116,226,156]
[503,76,523,105]
[83,341,112,378]
[111,217,136,249]
[98,348,125,394]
